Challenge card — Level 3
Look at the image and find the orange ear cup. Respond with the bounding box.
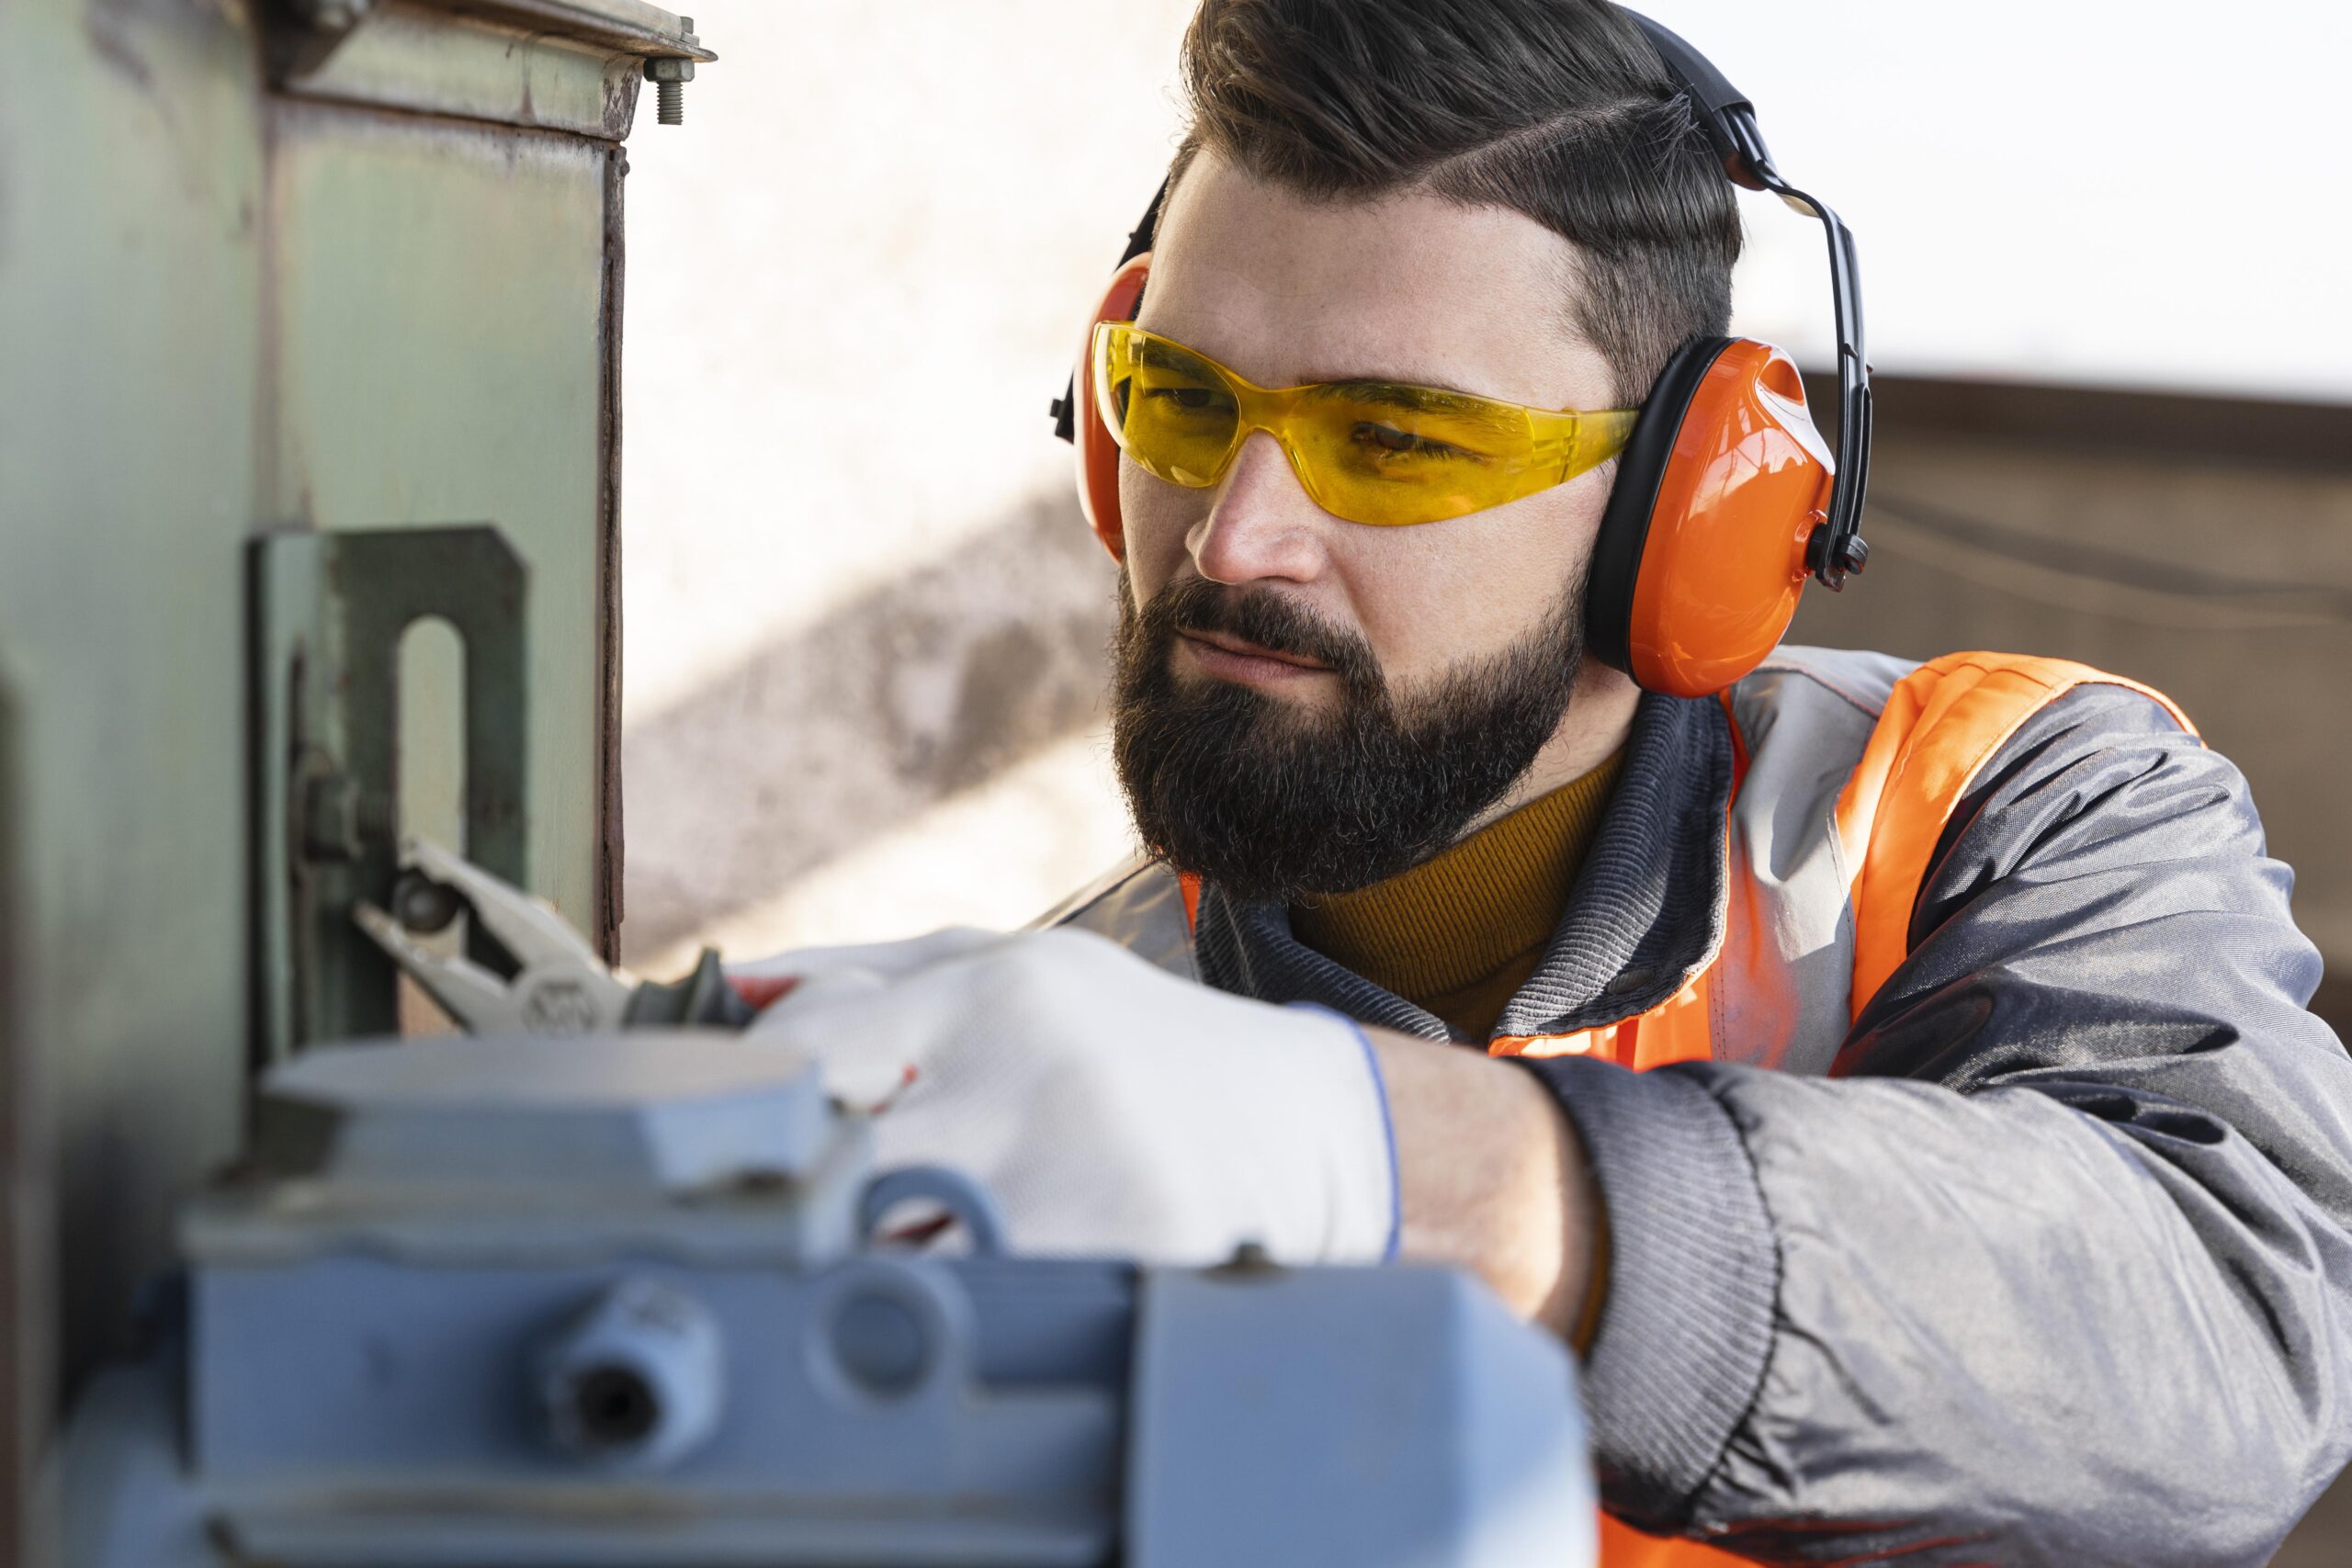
[1074,255,1152,562]
[1625,341,1835,696]
[1589,338,1835,698]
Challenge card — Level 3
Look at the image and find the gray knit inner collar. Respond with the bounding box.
[1191,690,1734,1044]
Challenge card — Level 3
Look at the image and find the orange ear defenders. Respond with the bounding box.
[1069,254,1152,561]
[1047,6,1873,700]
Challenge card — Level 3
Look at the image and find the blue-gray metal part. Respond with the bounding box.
[534,1276,728,1470]
[1128,1266,1596,1565]
[856,1163,1009,1257]
[236,1032,842,1197]
[62,1032,1596,1566]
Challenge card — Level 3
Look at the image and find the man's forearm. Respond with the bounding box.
[1368,1027,1600,1337]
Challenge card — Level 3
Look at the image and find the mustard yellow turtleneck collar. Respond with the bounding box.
[1289,752,1625,1041]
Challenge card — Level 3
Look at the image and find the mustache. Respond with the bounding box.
[1144,578,1380,692]
[1110,565,1589,904]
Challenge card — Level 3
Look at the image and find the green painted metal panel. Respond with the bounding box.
[0,0,269,1413]
[0,3,706,1552]
[264,103,611,941]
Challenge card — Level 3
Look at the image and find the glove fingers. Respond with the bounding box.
[728,926,1009,987]
[748,960,989,1110]
[736,928,1014,1109]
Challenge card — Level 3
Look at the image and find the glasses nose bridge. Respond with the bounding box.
[1225,378,1319,495]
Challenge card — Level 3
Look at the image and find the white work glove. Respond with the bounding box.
[747,926,1399,1267]
[726,926,1003,1008]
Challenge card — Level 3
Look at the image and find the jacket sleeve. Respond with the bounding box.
[1525,682,2352,1566]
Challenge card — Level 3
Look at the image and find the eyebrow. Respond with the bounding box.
[1308,378,1521,435]
[1132,341,1215,380]
[1313,379,1466,412]
[1134,331,1519,421]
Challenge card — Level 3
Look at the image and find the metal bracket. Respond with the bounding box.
[251,525,529,1057]
[260,0,716,102]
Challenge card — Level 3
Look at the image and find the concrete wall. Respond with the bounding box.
[617,1,1197,972]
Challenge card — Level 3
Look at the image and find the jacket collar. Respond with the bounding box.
[1192,690,1733,1043]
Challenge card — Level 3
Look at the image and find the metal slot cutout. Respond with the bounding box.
[250,525,528,1055]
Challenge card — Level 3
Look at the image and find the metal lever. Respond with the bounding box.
[356,836,752,1035]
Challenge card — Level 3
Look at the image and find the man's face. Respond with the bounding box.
[1110,150,1629,902]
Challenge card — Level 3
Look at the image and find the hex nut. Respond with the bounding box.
[304,0,373,29]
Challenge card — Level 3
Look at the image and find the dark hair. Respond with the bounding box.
[1167,0,1742,405]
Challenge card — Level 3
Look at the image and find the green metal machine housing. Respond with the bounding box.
[0,2,712,1558]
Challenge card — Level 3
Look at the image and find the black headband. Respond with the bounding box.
[1621,7,1871,587]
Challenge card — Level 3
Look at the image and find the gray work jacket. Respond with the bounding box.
[1044,645,2352,1564]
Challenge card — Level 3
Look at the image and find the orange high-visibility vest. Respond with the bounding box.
[1048,649,2194,1564]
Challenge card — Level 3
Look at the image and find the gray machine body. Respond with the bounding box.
[61,1032,1596,1566]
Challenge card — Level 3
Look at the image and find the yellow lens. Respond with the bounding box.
[1091,324,1636,527]
[1288,384,1533,525]
[1093,325,1240,488]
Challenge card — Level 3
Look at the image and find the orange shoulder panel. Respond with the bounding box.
[1600,1515,1750,1566]
[1488,965,1715,1069]
[1833,652,2197,1026]
[1177,869,1202,933]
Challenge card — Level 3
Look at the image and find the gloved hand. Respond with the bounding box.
[747,926,1399,1267]
[725,926,1003,1013]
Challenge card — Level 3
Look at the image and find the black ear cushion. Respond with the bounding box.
[1583,336,1736,675]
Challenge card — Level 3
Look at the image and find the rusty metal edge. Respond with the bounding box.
[260,0,708,122]
[393,0,714,61]
[0,671,57,1568]
[0,674,18,1567]
[594,146,628,964]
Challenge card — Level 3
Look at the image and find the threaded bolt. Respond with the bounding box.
[646,20,695,128]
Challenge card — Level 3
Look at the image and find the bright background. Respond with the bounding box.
[616,1,2350,972]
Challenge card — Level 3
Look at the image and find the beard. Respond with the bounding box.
[1109,567,1588,905]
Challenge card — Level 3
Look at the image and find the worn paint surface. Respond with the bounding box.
[277,1,645,139]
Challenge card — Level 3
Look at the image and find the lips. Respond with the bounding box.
[1177,626,1332,672]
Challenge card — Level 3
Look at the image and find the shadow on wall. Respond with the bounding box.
[619,492,1121,964]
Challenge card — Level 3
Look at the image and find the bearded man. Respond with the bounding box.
[748,2,2352,1562]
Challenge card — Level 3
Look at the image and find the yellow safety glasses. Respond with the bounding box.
[1091,321,1637,528]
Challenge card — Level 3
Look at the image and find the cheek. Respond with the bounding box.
[1340,470,1609,675]
[1115,461,1194,604]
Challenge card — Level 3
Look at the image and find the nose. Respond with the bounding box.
[1188,431,1329,587]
